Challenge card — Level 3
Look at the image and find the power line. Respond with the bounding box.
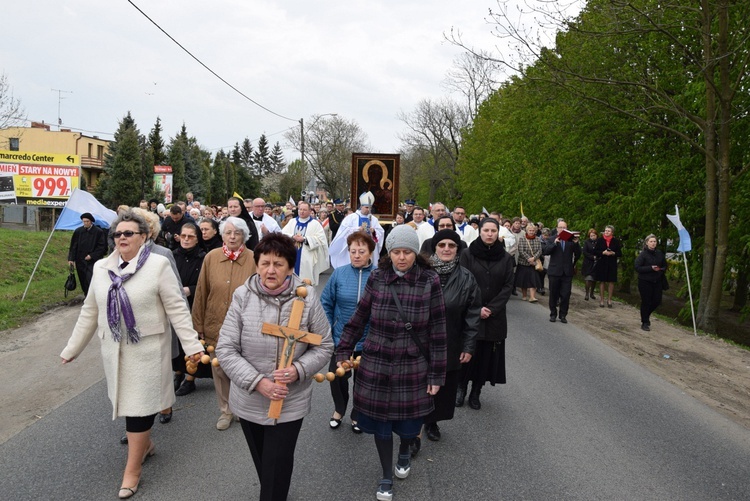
[126,0,297,123]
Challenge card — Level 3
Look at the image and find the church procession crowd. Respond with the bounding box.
[60,192,668,501]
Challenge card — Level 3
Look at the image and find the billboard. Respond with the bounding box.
[153,165,173,203]
[0,150,80,207]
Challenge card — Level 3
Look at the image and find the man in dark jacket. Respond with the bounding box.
[328,198,346,239]
[161,205,188,250]
[542,219,581,323]
[67,212,107,295]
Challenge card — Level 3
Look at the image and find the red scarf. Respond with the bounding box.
[223,243,245,261]
[603,236,613,247]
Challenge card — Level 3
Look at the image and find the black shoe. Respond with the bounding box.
[120,434,128,445]
[539,288,546,296]
[549,315,556,322]
[425,423,441,442]
[559,317,568,324]
[159,410,172,424]
[410,436,421,458]
[455,386,467,407]
[511,289,518,296]
[590,293,596,300]
[175,379,196,396]
[173,372,185,391]
[329,417,342,429]
[584,293,589,301]
[351,422,362,434]
[641,323,650,331]
[468,388,481,410]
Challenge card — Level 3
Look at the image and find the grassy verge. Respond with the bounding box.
[0,228,81,331]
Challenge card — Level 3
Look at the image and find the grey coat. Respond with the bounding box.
[216,274,333,425]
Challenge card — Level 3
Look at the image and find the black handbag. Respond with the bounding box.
[64,264,77,297]
[661,273,670,291]
[388,284,430,364]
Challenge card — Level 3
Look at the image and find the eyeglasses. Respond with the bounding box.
[180,234,197,240]
[113,231,142,239]
[453,211,465,216]
[223,230,244,237]
[437,224,454,229]
[437,242,458,249]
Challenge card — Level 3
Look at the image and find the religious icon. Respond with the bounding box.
[351,153,400,221]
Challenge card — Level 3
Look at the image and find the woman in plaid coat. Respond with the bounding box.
[337,225,447,501]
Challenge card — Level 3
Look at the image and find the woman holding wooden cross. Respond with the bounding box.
[217,233,333,501]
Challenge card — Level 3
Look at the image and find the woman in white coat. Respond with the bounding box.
[60,210,204,499]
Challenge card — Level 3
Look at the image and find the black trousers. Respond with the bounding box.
[548,275,573,318]
[638,279,663,324]
[125,414,156,433]
[328,353,359,420]
[239,418,303,501]
[75,259,94,296]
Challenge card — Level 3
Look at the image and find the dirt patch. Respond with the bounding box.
[555,286,750,429]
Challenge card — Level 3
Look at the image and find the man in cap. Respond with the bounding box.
[67,212,107,296]
[328,192,385,268]
[328,198,346,239]
[403,199,416,223]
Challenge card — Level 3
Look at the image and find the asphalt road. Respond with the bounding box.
[2,272,750,500]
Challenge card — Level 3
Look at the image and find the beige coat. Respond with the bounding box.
[216,275,333,425]
[60,246,204,419]
[191,247,256,345]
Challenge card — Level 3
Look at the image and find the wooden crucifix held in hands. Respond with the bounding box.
[261,298,323,419]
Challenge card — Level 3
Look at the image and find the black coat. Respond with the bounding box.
[581,238,598,277]
[439,264,481,371]
[173,245,206,309]
[459,242,515,342]
[634,248,667,283]
[542,236,581,277]
[68,225,106,263]
[593,237,622,282]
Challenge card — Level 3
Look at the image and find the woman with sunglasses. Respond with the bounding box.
[60,210,204,499]
[421,229,480,445]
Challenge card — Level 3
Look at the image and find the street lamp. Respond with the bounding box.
[299,113,337,201]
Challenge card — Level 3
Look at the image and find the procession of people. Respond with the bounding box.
[60,190,671,501]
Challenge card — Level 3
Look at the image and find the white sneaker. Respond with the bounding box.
[376,479,393,501]
[394,457,411,479]
[216,413,233,430]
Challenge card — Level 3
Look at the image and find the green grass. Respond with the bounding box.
[0,228,81,331]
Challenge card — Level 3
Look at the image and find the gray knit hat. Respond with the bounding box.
[386,224,420,254]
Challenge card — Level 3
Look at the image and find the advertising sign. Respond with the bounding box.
[0,150,80,207]
[153,165,173,203]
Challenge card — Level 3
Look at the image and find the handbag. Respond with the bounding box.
[64,264,77,297]
[535,259,544,272]
[661,273,670,291]
[388,284,430,364]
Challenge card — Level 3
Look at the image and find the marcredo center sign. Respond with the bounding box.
[0,149,80,207]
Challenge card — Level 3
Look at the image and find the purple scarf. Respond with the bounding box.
[107,244,152,343]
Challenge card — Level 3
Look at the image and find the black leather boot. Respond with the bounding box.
[468,386,482,410]
[455,384,467,407]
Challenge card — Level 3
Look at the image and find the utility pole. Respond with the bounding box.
[51,89,73,129]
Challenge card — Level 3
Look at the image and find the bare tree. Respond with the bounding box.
[442,51,500,119]
[0,73,26,138]
[398,98,469,202]
[285,115,369,199]
[447,0,750,334]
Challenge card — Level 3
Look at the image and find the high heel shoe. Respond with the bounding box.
[607,300,613,308]
[599,301,605,308]
[118,479,140,499]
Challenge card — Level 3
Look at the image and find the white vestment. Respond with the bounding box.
[456,222,478,245]
[498,225,517,253]
[281,217,329,285]
[252,213,281,239]
[415,221,435,248]
[329,211,384,269]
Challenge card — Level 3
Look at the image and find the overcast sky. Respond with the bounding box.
[3,0,511,161]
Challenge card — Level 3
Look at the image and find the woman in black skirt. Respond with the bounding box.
[634,234,667,331]
[422,230,480,443]
[515,223,542,302]
[457,218,515,410]
[581,228,598,301]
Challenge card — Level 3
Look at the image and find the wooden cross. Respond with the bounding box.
[261,299,323,419]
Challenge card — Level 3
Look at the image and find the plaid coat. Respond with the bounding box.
[336,264,447,421]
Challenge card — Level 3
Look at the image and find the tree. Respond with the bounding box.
[277,159,308,203]
[397,98,469,204]
[232,142,261,199]
[270,142,286,174]
[147,117,166,165]
[285,115,369,200]
[449,0,750,334]
[167,124,190,201]
[253,134,272,176]
[97,112,143,208]
[210,150,230,204]
[443,51,499,120]
[0,72,25,133]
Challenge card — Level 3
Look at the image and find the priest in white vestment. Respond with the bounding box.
[281,201,329,285]
[328,192,384,269]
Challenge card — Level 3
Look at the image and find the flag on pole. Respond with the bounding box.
[666,205,692,252]
[520,202,525,218]
[288,196,296,206]
[233,191,243,200]
[482,206,489,216]
[54,189,118,230]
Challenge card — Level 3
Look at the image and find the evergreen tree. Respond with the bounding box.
[210,150,228,204]
[233,142,261,199]
[167,124,189,201]
[185,136,209,201]
[97,112,143,208]
[148,117,166,165]
[270,142,286,174]
[253,134,272,176]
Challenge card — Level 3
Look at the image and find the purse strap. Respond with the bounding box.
[388,283,430,364]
